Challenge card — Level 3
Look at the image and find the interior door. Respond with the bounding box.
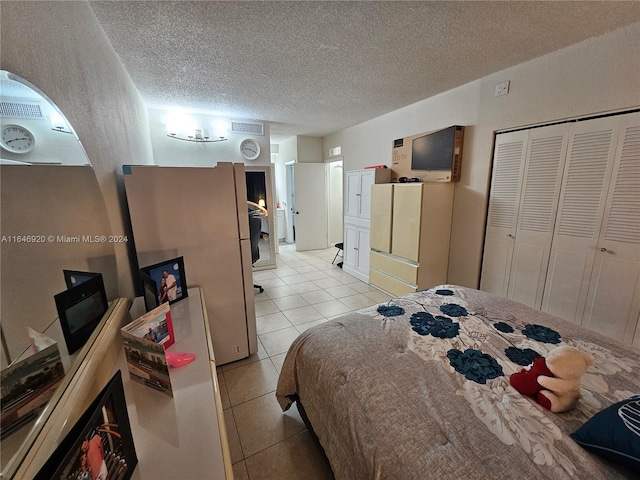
[293,163,328,251]
[480,130,528,296]
[507,124,569,309]
[581,113,640,342]
[542,116,619,323]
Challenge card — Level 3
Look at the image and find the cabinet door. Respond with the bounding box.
[345,171,361,218]
[370,184,393,253]
[356,227,371,275]
[507,124,569,309]
[582,113,640,342]
[480,131,529,296]
[391,184,422,262]
[542,116,620,323]
[359,169,375,220]
[344,223,358,270]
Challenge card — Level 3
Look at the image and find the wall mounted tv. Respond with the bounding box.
[54,273,109,355]
[408,125,464,182]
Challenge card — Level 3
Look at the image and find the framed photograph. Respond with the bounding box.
[54,273,109,355]
[62,269,100,290]
[34,370,137,480]
[140,256,187,306]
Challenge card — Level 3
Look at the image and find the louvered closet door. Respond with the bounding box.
[582,112,640,342]
[480,130,528,296]
[507,124,569,309]
[542,116,620,324]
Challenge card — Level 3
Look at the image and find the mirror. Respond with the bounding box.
[0,71,118,477]
[245,166,277,269]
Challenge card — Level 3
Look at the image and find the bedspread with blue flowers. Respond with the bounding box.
[276,285,640,480]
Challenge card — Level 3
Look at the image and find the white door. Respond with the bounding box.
[542,116,620,323]
[345,170,361,218]
[294,163,328,251]
[359,169,375,220]
[327,160,343,246]
[343,223,358,270]
[356,227,371,275]
[507,124,569,308]
[480,130,528,296]
[581,113,640,342]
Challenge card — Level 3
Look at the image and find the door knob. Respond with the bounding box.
[599,247,608,252]
[295,211,299,215]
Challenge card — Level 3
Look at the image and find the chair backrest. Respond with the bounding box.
[248,213,261,265]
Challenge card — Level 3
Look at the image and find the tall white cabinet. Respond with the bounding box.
[343,168,391,282]
[481,111,640,345]
[369,182,454,296]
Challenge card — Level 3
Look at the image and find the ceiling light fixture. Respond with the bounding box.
[167,129,228,143]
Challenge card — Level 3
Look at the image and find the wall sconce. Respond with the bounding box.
[167,129,228,143]
[258,198,266,208]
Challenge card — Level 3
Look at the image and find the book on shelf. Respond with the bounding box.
[121,303,175,397]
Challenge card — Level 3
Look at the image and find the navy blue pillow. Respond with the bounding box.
[571,395,640,471]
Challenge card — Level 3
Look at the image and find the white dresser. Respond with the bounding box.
[369,182,454,296]
[118,288,232,480]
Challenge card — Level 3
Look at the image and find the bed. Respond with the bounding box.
[276,285,639,479]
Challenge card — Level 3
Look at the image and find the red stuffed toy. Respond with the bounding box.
[509,346,594,412]
[509,356,553,397]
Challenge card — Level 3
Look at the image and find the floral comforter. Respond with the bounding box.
[276,285,639,479]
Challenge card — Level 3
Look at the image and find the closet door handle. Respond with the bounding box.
[599,247,608,252]
[507,234,515,238]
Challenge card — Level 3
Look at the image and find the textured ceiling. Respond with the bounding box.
[89,1,640,140]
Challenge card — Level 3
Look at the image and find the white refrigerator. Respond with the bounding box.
[124,162,257,365]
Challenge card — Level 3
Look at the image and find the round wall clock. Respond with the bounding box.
[1,124,36,154]
[240,138,260,160]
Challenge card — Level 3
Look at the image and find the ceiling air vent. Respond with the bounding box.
[231,121,264,136]
[0,101,45,119]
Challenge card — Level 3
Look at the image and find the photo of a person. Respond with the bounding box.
[142,257,187,306]
[162,270,177,301]
[81,434,108,480]
[158,277,168,304]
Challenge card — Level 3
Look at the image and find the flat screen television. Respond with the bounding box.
[63,269,99,289]
[54,273,109,355]
[140,256,187,310]
[410,125,464,182]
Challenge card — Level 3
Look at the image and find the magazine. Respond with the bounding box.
[121,303,174,396]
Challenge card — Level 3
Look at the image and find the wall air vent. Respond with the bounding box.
[231,121,264,136]
[0,101,45,119]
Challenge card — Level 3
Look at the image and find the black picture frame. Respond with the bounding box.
[140,256,188,307]
[54,273,108,355]
[62,269,100,290]
[140,269,160,313]
[34,370,137,480]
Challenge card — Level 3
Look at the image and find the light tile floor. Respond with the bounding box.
[217,245,393,479]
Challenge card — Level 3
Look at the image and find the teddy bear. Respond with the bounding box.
[509,345,594,413]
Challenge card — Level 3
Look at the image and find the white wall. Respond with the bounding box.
[324,23,640,289]
[148,107,272,167]
[1,0,155,298]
